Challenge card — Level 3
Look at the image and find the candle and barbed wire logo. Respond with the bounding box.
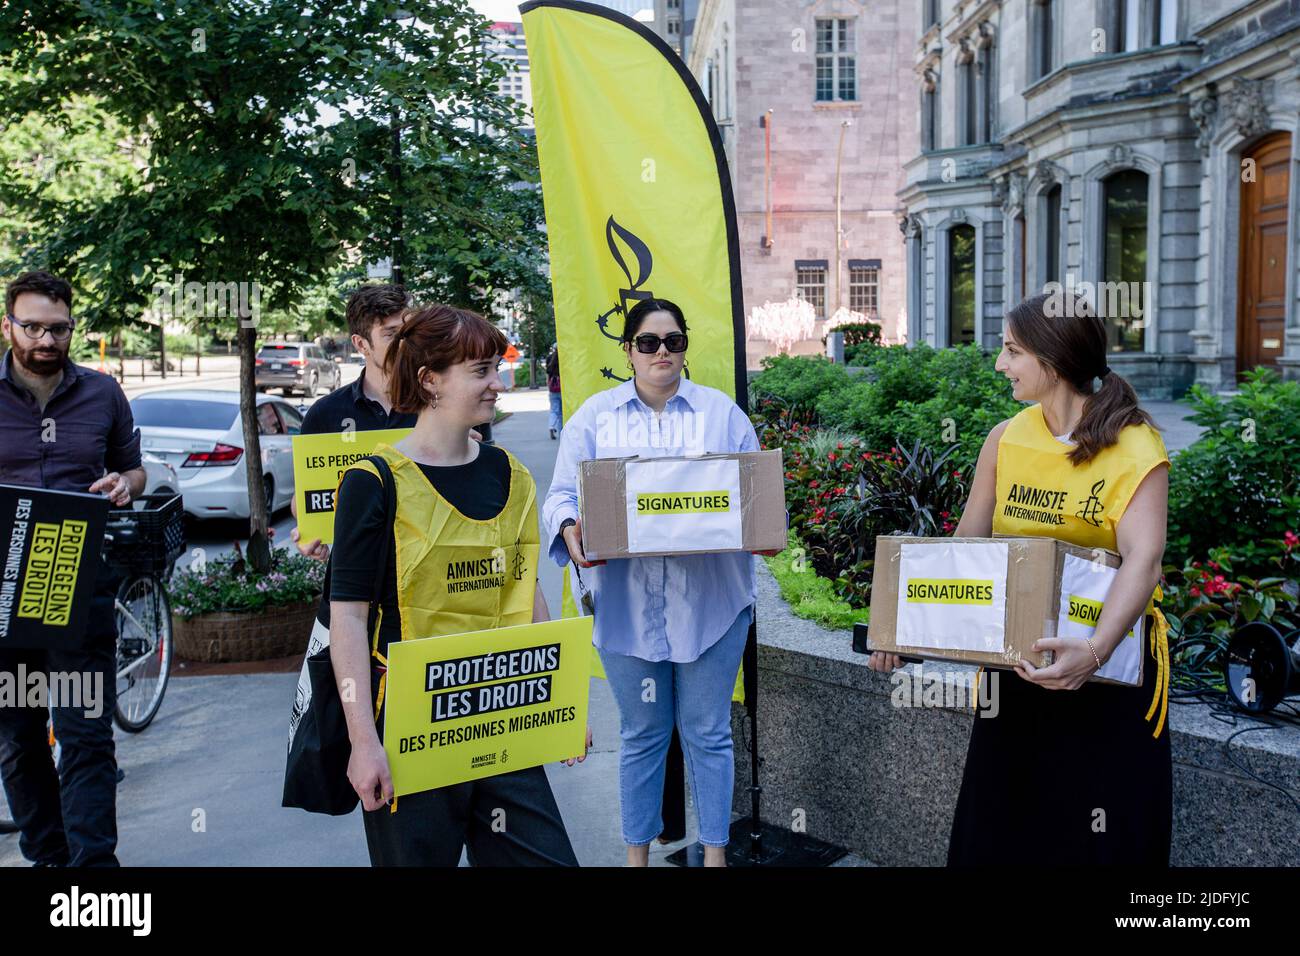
[1075,479,1107,528]
[595,215,653,383]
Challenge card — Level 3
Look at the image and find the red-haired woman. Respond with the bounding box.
[870,291,1173,866]
[328,304,587,866]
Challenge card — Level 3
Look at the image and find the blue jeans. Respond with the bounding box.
[598,603,752,847]
[548,390,563,434]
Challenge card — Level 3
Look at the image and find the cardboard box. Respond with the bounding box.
[865,535,1145,686]
[578,450,787,560]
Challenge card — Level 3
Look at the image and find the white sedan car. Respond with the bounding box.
[130,389,303,520]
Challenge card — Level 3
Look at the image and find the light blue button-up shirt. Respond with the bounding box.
[542,375,760,663]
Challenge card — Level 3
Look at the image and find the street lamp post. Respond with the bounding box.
[834,119,851,314]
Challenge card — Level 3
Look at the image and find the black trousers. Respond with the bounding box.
[363,666,578,867]
[362,765,579,866]
[947,615,1172,866]
[0,563,119,867]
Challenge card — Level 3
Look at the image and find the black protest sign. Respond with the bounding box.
[0,484,109,650]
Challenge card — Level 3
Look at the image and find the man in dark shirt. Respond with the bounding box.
[0,271,145,867]
[290,283,417,564]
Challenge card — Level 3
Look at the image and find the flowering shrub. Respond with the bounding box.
[757,416,971,606]
[169,546,326,620]
[1161,534,1300,688]
[1167,369,1300,576]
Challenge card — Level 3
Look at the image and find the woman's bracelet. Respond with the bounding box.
[1084,636,1103,670]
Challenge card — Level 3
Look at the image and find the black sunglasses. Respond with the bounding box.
[632,332,688,354]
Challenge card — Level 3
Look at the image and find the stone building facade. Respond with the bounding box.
[687,0,920,367]
[899,0,1300,397]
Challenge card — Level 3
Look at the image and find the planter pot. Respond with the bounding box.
[174,600,318,663]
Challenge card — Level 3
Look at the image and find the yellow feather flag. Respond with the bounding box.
[522,1,749,701]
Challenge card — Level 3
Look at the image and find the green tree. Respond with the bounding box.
[0,0,532,571]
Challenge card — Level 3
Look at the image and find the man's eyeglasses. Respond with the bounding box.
[7,316,75,343]
[632,332,688,354]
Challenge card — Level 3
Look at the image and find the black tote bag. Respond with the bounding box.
[282,454,395,815]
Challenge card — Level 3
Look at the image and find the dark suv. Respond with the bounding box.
[255,342,340,397]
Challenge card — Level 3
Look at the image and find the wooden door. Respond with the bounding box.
[1237,132,1290,375]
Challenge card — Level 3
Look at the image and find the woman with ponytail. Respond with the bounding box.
[869,291,1173,866]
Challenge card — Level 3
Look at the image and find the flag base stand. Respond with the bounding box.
[665,817,848,867]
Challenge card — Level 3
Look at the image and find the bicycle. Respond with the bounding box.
[104,492,186,733]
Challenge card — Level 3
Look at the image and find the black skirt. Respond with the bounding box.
[947,616,1172,866]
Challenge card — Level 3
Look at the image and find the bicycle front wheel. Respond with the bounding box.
[114,573,173,733]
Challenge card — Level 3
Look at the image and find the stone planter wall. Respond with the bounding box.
[174,600,318,663]
[733,563,1300,866]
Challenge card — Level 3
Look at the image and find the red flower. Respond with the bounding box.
[1214,575,1225,584]
[1207,561,1220,571]
[809,479,820,488]
[828,452,837,461]
[891,446,898,455]
[1284,531,1299,550]
[836,443,844,450]
[940,511,950,518]
[784,472,794,479]
[953,470,961,478]
[843,461,852,469]
[1190,586,1201,597]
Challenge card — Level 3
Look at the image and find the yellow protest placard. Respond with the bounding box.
[290,428,411,544]
[383,617,593,796]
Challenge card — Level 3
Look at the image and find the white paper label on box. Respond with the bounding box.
[1056,553,1143,685]
[896,541,1008,652]
[624,457,743,554]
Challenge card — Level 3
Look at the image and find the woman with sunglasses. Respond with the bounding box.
[542,298,760,867]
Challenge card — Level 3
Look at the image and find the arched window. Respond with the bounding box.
[949,224,977,346]
[1102,169,1148,351]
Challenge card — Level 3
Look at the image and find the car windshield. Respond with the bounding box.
[131,398,238,430]
[258,345,298,359]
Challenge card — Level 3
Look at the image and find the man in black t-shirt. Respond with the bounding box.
[290,283,417,563]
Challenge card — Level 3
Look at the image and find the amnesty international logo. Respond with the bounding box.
[595,215,655,384]
[511,536,525,582]
[1075,479,1106,528]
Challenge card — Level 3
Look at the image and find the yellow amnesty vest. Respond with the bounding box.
[994,403,1172,735]
[342,441,539,687]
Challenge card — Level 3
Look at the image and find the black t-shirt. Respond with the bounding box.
[303,370,419,629]
[328,443,512,653]
[300,368,418,436]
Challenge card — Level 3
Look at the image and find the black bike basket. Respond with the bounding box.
[105,493,186,574]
